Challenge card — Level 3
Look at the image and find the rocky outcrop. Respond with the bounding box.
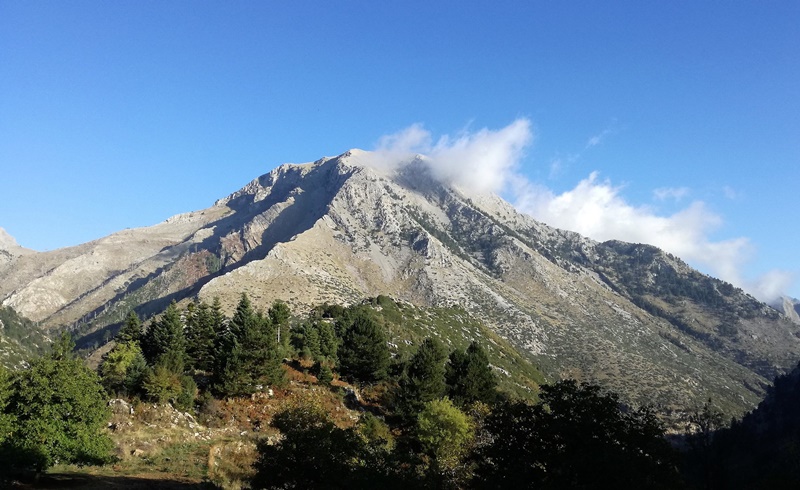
[1,150,798,415]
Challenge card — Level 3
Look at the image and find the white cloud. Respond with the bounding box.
[512,173,796,300]
[370,119,794,301]
[372,118,533,194]
[748,270,796,303]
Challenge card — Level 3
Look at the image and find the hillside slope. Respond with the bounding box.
[1,150,798,415]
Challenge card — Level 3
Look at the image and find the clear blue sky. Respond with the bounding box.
[1,2,798,298]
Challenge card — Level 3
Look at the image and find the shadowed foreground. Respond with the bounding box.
[9,473,212,489]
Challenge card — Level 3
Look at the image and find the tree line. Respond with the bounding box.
[2,293,796,488]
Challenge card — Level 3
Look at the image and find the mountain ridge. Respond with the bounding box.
[1,150,798,416]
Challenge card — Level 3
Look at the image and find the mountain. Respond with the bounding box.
[1,150,798,415]
[771,296,800,324]
[0,227,33,265]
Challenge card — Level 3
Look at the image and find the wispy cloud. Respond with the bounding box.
[548,124,617,180]
[585,126,615,149]
[653,186,690,202]
[722,185,740,200]
[370,119,793,301]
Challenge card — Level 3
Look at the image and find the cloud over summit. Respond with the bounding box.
[372,118,532,194]
[370,119,793,301]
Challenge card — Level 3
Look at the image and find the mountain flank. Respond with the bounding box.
[1,149,798,417]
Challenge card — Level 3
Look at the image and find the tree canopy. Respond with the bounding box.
[0,335,113,473]
[472,379,679,489]
[338,310,390,383]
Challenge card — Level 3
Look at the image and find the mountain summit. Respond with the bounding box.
[1,150,798,414]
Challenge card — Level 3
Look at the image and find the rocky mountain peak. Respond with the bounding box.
[0,227,20,251]
[0,227,33,265]
[2,149,799,418]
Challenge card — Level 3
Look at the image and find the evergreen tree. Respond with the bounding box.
[141,301,187,373]
[123,349,148,397]
[446,341,497,407]
[116,311,142,345]
[306,326,321,359]
[213,294,284,396]
[396,337,448,419]
[318,320,339,364]
[268,300,291,348]
[213,336,250,397]
[141,365,183,404]
[185,300,217,371]
[291,319,339,364]
[210,296,226,333]
[338,310,390,383]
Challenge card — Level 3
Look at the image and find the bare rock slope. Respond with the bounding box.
[2,150,799,414]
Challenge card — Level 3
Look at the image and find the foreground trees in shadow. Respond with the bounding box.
[251,379,681,489]
[472,380,679,489]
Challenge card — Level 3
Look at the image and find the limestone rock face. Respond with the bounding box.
[2,150,798,415]
[0,227,33,265]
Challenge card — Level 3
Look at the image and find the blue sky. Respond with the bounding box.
[1,2,798,299]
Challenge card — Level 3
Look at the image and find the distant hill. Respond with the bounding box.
[1,150,798,417]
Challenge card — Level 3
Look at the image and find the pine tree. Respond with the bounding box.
[317,320,339,364]
[141,301,187,373]
[213,333,249,397]
[396,337,448,418]
[116,311,142,345]
[268,300,291,348]
[446,341,497,406]
[213,294,284,396]
[338,311,390,383]
[186,300,217,371]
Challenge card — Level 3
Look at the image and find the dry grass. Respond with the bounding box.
[37,363,365,489]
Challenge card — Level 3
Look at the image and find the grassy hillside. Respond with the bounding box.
[358,295,546,399]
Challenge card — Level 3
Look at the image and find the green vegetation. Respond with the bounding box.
[0,305,49,368]
[213,294,285,397]
[684,362,800,489]
[4,290,796,488]
[0,334,113,476]
[338,308,391,383]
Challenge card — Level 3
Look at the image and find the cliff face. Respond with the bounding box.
[1,150,798,414]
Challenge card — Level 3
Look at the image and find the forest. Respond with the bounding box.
[0,293,798,489]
